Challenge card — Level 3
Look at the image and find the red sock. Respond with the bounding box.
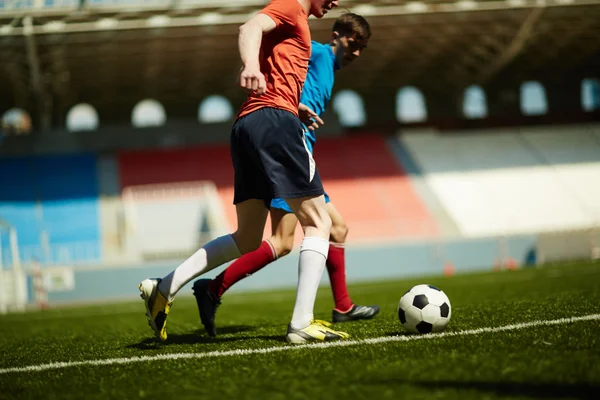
[209,240,276,298]
[326,244,353,312]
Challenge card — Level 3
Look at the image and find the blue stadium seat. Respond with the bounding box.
[0,154,100,265]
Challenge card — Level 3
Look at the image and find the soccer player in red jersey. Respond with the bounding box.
[139,0,347,344]
[193,14,378,339]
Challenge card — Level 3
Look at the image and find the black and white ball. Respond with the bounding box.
[397,284,451,334]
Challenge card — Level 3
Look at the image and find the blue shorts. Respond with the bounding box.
[270,193,330,213]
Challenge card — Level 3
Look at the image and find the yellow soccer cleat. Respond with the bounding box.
[285,319,350,344]
[138,278,172,341]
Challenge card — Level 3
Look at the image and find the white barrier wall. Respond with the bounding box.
[400,124,600,237]
[122,181,229,260]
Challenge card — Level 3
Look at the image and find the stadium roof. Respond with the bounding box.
[1,0,600,128]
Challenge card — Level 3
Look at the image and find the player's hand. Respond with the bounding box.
[298,103,324,131]
[239,65,267,95]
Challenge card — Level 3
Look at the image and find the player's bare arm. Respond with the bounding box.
[238,14,276,95]
[299,103,324,131]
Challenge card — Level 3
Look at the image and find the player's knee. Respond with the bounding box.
[276,243,293,257]
[279,237,294,257]
[330,222,349,244]
[295,198,331,237]
[269,237,293,258]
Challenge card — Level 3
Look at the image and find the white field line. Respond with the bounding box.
[1,314,599,375]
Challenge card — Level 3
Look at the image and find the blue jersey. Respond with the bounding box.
[269,42,337,213]
[300,41,339,153]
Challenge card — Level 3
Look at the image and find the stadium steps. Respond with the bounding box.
[399,124,600,237]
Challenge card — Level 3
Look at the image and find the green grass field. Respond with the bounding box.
[1,262,599,400]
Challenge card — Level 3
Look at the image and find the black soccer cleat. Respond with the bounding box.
[192,279,221,337]
[332,304,380,323]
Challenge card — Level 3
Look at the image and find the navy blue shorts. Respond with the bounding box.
[230,107,324,205]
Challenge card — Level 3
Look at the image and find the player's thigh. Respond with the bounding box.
[285,195,331,237]
[269,207,298,256]
[326,202,349,243]
[232,199,269,254]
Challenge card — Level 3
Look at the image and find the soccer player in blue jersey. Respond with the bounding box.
[192,13,377,338]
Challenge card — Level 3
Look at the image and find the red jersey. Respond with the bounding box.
[237,0,311,118]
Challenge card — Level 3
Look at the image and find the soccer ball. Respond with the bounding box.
[397,284,451,334]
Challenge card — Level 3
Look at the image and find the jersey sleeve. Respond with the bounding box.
[259,0,300,28]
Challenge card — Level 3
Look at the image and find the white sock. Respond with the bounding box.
[158,234,241,301]
[290,236,329,330]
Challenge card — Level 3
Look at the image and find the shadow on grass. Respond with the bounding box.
[127,325,255,349]
[379,379,598,399]
[215,324,257,335]
[127,325,289,349]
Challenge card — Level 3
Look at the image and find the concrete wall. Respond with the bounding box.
[41,234,537,304]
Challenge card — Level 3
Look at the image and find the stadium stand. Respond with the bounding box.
[117,134,438,245]
[0,0,598,306]
[314,135,438,241]
[399,124,600,237]
[117,143,236,227]
[520,125,600,225]
[0,154,100,265]
[0,0,78,11]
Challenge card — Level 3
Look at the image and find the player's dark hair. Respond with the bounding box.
[332,13,371,41]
